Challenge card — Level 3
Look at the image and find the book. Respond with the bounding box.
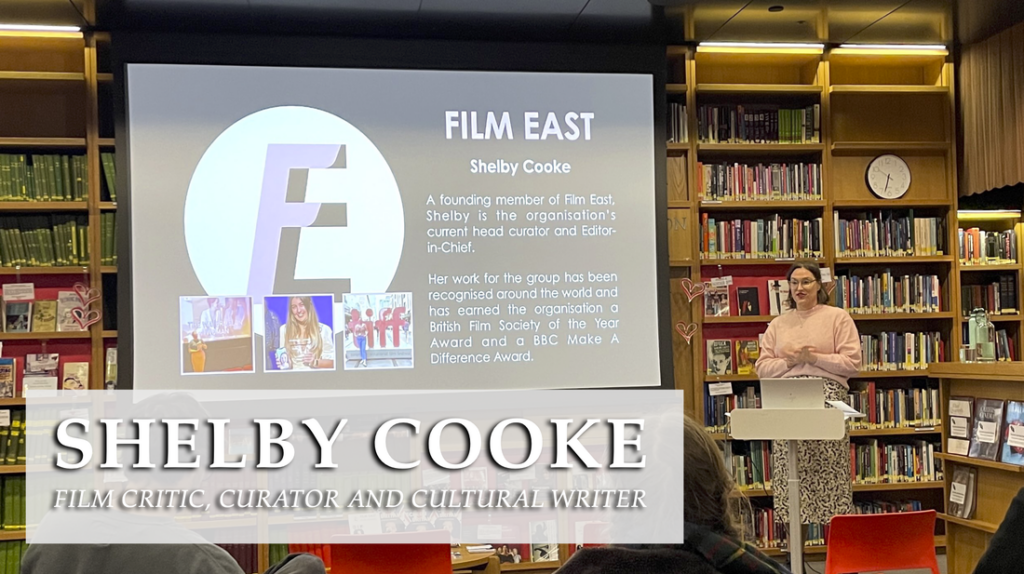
[104,348,118,390]
[2,301,31,333]
[969,398,1005,461]
[735,339,759,375]
[947,396,974,457]
[704,283,730,317]
[706,339,733,375]
[29,300,56,332]
[529,520,559,563]
[767,280,792,316]
[948,466,977,519]
[56,291,84,332]
[0,360,12,399]
[61,362,89,390]
[737,287,760,316]
[1000,400,1024,466]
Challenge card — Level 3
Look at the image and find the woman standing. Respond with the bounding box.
[279,296,335,370]
[755,261,861,536]
[353,320,368,367]
[188,330,207,373]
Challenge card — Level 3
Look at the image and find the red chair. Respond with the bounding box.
[329,530,453,574]
[823,510,940,574]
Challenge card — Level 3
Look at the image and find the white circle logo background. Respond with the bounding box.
[183,106,405,336]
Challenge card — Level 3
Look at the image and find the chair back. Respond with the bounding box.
[329,530,452,574]
[824,510,940,574]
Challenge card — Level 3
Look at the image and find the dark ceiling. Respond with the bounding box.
[1,0,1023,46]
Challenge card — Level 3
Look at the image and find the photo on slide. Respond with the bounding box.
[179,296,254,375]
[342,292,413,370]
[263,295,336,372]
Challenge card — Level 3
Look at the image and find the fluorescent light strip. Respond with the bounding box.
[699,42,825,50]
[957,210,1022,221]
[0,24,81,33]
[838,44,947,51]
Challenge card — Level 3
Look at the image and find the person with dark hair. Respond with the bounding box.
[555,416,790,574]
[754,261,861,539]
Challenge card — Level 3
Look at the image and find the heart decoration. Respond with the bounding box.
[71,307,102,330]
[73,282,101,308]
[674,321,698,343]
[825,282,836,297]
[680,278,705,303]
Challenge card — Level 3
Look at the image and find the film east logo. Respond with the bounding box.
[183,106,406,303]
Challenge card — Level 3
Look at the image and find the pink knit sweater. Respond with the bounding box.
[754,304,862,388]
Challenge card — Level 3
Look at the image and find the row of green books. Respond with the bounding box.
[0,477,25,531]
[0,411,24,468]
[0,216,90,268]
[101,212,117,266]
[0,542,26,574]
[0,154,89,202]
[100,152,117,202]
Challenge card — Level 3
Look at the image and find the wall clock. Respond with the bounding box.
[866,154,911,200]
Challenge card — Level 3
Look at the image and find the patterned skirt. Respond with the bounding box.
[770,377,853,524]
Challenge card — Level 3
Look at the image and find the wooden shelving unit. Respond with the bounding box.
[0,31,108,570]
[668,44,958,564]
[930,364,1024,573]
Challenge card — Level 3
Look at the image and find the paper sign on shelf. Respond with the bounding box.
[950,482,967,505]
[947,438,970,457]
[708,382,734,397]
[977,421,997,444]
[0,410,9,428]
[820,267,833,283]
[950,417,969,438]
[1008,425,1024,449]
[1,283,34,301]
[949,400,972,418]
[710,276,733,289]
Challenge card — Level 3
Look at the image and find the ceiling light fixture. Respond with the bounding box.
[834,43,948,56]
[697,42,824,55]
[0,23,82,37]
[957,210,1022,222]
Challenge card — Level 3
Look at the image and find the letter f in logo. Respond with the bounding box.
[248,143,349,300]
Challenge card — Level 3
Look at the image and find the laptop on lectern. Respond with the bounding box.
[759,377,826,409]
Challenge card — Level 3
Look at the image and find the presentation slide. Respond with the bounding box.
[126,63,660,389]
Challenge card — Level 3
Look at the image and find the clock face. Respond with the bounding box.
[866,154,911,199]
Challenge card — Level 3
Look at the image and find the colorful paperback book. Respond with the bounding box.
[0,359,13,399]
[2,301,31,333]
[704,283,730,317]
[948,396,974,457]
[737,287,760,316]
[767,280,792,316]
[56,291,84,332]
[969,398,1005,461]
[61,362,89,390]
[948,466,977,519]
[1001,400,1024,466]
[735,339,759,375]
[706,339,733,375]
[29,300,56,333]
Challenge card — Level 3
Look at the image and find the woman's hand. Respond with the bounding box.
[795,345,817,365]
[783,345,817,367]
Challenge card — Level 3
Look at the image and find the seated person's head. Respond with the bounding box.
[682,415,745,539]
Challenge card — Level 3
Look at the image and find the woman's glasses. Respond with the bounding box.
[788,279,818,288]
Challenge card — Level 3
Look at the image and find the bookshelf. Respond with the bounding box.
[930,363,1024,574]
[0,31,116,392]
[668,44,957,561]
[0,30,110,574]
